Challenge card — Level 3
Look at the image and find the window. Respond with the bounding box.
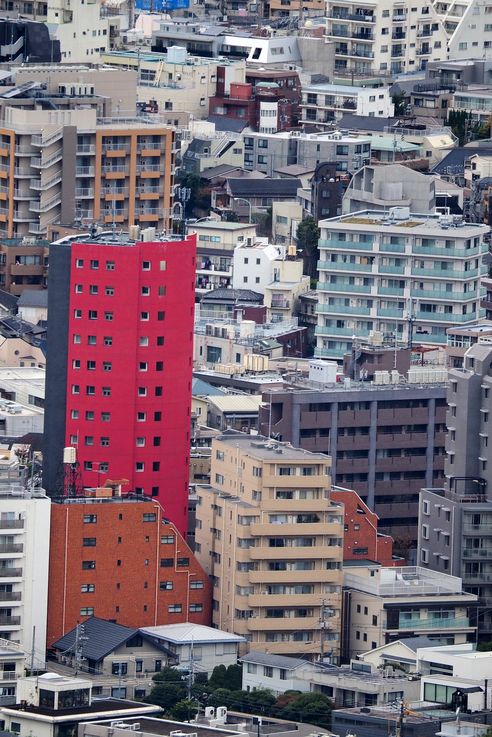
[161,558,173,567]
[101,437,110,447]
[87,360,96,371]
[160,581,173,590]
[140,337,149,346]
[136,462,145,472]
[141,312,149,321]
[143,513,156,522]
[190,580,204,588]
[82,560,96,569]
[139,362,148,372]
[161,535,175,544]
[81,584,95,593]
[90,260,99,270]
[142,261,151,270]
[105,287,114,296]
[105,312,113,321]
[106,260,115,270]
[80,607,94,615]
[83,538,96,547]
[89,285,98,295]
[102,387,111,396]
[177,557,189,567]
[76,259,84,268]
[157,311,165,321]
[83,515,97,524]
[156,361,163,371]
[73,334,81,344]
[168,604,182,613]
[141,286,150,296]
[264,666,273,677]
[84,436,94,446]
[88,335,96,345]
[88,310,97,320]
[189,603,203,612]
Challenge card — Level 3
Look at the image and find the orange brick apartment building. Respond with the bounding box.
[47,492,212,646]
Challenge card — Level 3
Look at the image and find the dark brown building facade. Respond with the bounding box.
[260,383,447,542]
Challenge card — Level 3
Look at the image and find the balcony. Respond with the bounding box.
[248,616,321,632]
[250,521,340,536]
[0,592,21,602]
[319,238,374,251]
[396,616,471,630]
[248,592,336,607]
[0,569,22,577]
[0,616,20,626]
[249,545,342,561]
[249,569,332,584]
[315,326,371,337]
[413,243,487,257]
[380,242,405,253]
[318,283,372,294]
[379,286,405,296]
[317,303,371,316]
[411,288,475,301]
[0,544,22,554]
[462,549,492,559]
[0,521,23,530]
[75,188,94,198]
[318,261,373,272]
[137,164,164,174]
[76,167,95,177]
[76,145,96,154]
[377,308,404,318]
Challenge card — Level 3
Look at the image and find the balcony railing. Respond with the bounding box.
[0,569,22,577]
[0,544,22,554]
[397,616,470,630]
[0,616,20,626]
[0,521,23,530]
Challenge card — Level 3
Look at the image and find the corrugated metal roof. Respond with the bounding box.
[208,395,263,413]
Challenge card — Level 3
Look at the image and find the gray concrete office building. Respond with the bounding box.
[260,380,447,540]
[417,342,492,639]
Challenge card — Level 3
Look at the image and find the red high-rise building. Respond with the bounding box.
[43,232,196,535]
[47,491,212,646]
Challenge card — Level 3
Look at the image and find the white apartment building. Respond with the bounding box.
[0,453,50,663]
[0,0,110,62]
[301,83,394,128]
[344,566,478,660]
[448,0,492,59]
[233,242,310,322]
[244,130,371,177]
[188,221,257,298]
[325,0,448,75]
[0,105,175,238]
[315,208,488,360]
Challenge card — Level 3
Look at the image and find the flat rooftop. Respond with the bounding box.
[86,716,246,737]
[345,565,475,598]
[3,698,161,719]
[215,430,332,462]
[320,210,488,236]
[250,130,371,143]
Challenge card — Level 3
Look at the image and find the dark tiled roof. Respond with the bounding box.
[208,115,248,133]
[0,290,17,311]
[228,178,301,197]
[51,616,139,661]
[432,147,492,175]
[200,164,245,180]
[240,650,309,670]
[17,289,48,307]
[337,114,400,132]
[201,287,263,303]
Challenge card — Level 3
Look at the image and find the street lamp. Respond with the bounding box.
[233,197,252,224]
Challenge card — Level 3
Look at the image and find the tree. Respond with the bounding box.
[152,666,185,683]
[206,688,233,708]
[144,682,186,711]
[225,664,242,691]
[209,665,228,689]
[170,699,199,721]
[275,692,332,730]
[392,91,408,117]
[296,216,320,280]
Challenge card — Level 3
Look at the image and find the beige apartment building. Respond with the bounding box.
[195,431,344,661]
[0,66,175,238]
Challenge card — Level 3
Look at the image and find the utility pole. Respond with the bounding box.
[74,623,88,675]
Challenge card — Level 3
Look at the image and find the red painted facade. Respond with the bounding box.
[60,235,195,534]
[47,494,212,647]
[331,488,399,566]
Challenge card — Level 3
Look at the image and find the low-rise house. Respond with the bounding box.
[51,617,176,681]
[343,565,478,660]
[139,623,245,676]
[0,673,161,737]
[240,651,420,706]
